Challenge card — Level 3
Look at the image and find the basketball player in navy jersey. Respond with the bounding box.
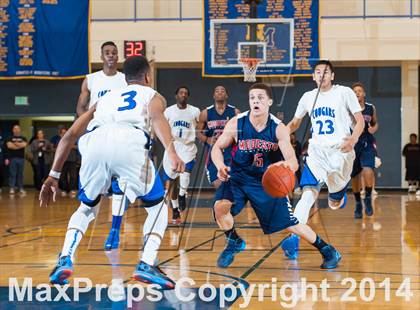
[351,82,378,218]
[197,85,240,188]
[76,41,128,251]
[211,83,341,269]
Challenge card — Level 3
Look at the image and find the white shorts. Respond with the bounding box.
[78,125,160,204]
[305,143,355,193]
[162,141,196,180]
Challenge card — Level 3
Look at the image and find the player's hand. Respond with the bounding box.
[39,176,58,207]
[273,160,298,172]
[4,159,9,166]
[340,136,356,153]
[368,125,376,134]
[169,152,185,173]
[217,165,230,182]
[206,136,215,146]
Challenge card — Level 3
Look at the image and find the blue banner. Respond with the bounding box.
[203,0,319,77]
[0,0,89,79]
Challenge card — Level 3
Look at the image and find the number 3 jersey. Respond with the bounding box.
[231,111,283,181]
[295,85,362,148]
[164,104,200,162]
[87,84,157,148]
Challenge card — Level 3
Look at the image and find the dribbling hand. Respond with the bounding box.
[217,165,230,182]
[39,176,58,207]
[169,153,185,174]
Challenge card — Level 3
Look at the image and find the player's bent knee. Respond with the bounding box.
[214,199,232,219]
[142,196,164,208]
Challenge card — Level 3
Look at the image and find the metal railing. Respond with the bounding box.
[90,0,419,22]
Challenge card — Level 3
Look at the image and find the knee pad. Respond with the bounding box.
[68,203,99,234]
[143,201,167,239]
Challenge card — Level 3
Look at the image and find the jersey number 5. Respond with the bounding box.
[253,153,264,167]
[118,91,137,111]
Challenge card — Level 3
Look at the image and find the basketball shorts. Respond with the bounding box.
[215,179,299,234]
[162,141,197,181]
[77,125,164,205]
[351,141,376,177]
[300,143,355,199]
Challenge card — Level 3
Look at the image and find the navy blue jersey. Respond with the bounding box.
[358,102,375,144]
[231,112,284,180]
[205,104,236,139]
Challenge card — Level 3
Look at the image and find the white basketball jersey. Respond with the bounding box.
[86,70,127,108]
[164,104,200,145]
[295,84,362,147]
[87,84,156,140]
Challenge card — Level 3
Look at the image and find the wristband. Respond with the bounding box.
[49,170,61,179]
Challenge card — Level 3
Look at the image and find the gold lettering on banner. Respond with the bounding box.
[18,49,33,57]
[42,0,58,4]
[19,0,35,4]
[0,8,9,22]
[19,57,33,66]
[0,62,7,71]
[18,22,35,33]
[0,46,8,55]
[18,7,36,20]
[19,35,33,48]
[0,0,10,8]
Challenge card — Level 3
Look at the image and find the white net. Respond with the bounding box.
[239,58,260,82]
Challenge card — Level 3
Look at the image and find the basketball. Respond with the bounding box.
[262,164,295,198]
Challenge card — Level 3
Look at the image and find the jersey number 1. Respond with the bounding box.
[118,91,137,111]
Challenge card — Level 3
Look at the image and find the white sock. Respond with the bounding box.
[112,194,128,216]
[141,201,168,265]
[179,172,190,196]
[171,199,179,209]
[61,203,98,260]
[293,189,317,224]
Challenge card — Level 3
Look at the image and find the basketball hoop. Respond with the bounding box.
[239,58,261,82]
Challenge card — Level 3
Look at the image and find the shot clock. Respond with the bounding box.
[124,41,146,58]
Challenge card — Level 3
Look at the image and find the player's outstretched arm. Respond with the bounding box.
[149,93,185,173]
[196,109,209,144]
[211,117,237,181]
[287,117,302,134]
[40,106,96,206]
[275,123,299,172]
[76,78,90,117]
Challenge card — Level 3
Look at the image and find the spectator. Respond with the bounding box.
[5,124,27,195]
[29,130,53,190]
[402,133,420,194]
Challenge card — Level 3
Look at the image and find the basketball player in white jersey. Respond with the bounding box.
[281,60,364,260]
[76,41,128,251]
[162,86,200,224]
[40,56,184,289]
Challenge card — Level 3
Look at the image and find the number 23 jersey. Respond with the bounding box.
[295,85,362,148]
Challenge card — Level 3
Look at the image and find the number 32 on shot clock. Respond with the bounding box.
[124,40,146,58]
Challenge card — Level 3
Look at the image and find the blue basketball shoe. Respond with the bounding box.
[217,238,246,268]
[354,201,363,219]
[364,197,373,216]
[105,228,120,251]
[340,193,347,209]
[319,245,342,269]
[281,234,300,259]
[133,261,176,290]
[49,255,74,285]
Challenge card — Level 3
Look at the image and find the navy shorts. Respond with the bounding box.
[215,179,299,234]
[351,141,376,177]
